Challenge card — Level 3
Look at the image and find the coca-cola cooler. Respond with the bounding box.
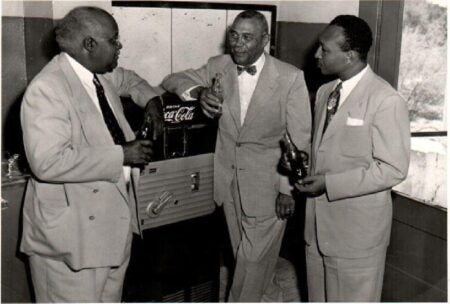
[122,93,222,302]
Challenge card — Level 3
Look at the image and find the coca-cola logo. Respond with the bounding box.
[164,106,195,123]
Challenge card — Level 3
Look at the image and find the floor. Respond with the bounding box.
[218,257,302,302]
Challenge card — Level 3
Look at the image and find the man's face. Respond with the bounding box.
[90,16,122,74]
[228,18,268,66]
[315,25,349,76]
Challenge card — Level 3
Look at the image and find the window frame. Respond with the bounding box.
[359,0,447,138]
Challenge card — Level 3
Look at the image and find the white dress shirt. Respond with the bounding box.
[237,53,265,125]
[336,64,369,109]
[65,52,131,183]
[182,53,266,125]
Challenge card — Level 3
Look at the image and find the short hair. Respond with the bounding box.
[55,6,113,55]
[234,10,269,35]
[329,15,372,61]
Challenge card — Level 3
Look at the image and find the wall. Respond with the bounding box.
[112,4,274,86]
[1,0,360,159]
[275,0,359,93]
[2,1,57,161]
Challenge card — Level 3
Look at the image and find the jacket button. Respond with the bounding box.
[93,189,99,193]
[89,216,95,220]
[231,165,235,169]
[236,142,241,147]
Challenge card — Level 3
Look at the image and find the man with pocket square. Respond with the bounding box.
[293,15,410,302]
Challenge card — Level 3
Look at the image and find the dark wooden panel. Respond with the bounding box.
[23,17,59,83]
[2,17,28,159]
[382,194,447,302]
[387,220,447,292]
[1,180,34,303]
[383,264,446,302]
[392,193,446,239]
[359,0,403,88]
[276,21,335,95]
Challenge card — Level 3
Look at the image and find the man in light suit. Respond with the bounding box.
[20,6,163,302]
[294,15,410,301]
[162,10,311,302]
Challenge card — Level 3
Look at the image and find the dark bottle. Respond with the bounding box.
[283,132,309,181]
[137,114,153,140]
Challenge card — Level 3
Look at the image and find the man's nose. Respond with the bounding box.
[314,48,321,59]
[234,36,245,46]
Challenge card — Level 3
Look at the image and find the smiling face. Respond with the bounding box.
[315,25,350,76]
[89,15,122,74]
[228,17,269,66]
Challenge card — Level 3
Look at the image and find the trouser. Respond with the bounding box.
[305,237,387,302]
[223,178,286,302]
[29,232,132,302]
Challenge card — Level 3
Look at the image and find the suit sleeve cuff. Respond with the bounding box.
[181,85,202,101]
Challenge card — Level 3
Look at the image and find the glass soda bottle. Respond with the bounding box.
[283,132,309,181]
[137,114,153,140]
[211,73,223,117]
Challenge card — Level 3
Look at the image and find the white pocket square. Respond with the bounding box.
[346,117,364,126]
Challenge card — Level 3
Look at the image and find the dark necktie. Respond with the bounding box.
[237,65,257,76]
[93,74,126,145]
[323,82,342,134]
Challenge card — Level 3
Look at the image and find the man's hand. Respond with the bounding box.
[122,140,154,167]
[295,175,326,197]
[144,96,164,140]
[276,193,296,220]
[198,87,223,119]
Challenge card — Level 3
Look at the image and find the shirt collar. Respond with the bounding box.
[63,52,96,87]
[237,52,265,72]
[338,64,369,91]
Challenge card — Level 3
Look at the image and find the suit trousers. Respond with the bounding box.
[223,176,286,302]
[305,235,386,302]
[29,229,133,302]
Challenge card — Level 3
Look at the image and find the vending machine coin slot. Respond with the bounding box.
[190,172,200,192]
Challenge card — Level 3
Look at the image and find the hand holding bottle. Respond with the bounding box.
[281,132,309,182]
[199,73,224,119]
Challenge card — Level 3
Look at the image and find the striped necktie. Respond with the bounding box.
[323,82,342,134]
[93,74,126,145]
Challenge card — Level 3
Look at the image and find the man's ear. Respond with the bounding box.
[83,37,96,52]
[346,50,356,64]
[263,33,270,47]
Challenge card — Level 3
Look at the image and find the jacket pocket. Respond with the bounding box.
[340,126,370,157]
[35,183,69,228]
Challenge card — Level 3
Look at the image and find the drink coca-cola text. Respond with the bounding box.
[164,106,195,123]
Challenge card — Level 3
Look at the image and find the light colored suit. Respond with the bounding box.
[305,66,410,301]
[20,54,157,301]
[163,53,311,301]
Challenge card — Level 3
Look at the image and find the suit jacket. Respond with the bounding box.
[305,66,410,258]
[20,54,158,270]
[163,53,311,216]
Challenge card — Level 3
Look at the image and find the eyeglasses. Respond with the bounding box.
[228,31,267,44]
[93,35,121,47]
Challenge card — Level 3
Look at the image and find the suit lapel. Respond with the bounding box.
[59,55,114,147]
[313,85,332,155]
[240,55,279,133]
[320,68,374,144]
[222,62,241,132]
[58,55,130,201]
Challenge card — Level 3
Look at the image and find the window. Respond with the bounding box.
[392,0,447,209]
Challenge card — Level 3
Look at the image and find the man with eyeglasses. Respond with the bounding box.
[20,6,163,302]
[162,10,311,302]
